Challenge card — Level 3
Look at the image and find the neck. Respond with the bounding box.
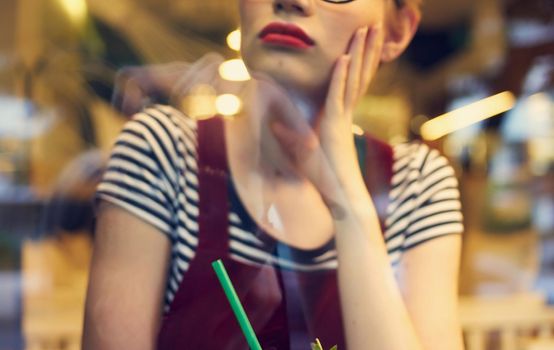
[281,81,328,126]
[288,92,319,125]
[225,82,327,180]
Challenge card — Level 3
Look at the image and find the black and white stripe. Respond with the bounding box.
[96,105,463,311]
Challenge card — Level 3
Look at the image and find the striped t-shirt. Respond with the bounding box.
[96,105,464,310]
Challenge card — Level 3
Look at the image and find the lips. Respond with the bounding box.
[258,22,315,49]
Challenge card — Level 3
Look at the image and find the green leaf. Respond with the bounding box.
[311,338,337,350]
[311,338,324,350]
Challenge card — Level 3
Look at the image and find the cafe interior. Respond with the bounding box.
[0,0,553,349]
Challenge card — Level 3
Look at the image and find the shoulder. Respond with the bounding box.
[391,142,458,187]
[126,105,198,146]
[96,105,200,241]
[387,141,463,253]
[114,105,200,171]
[392,142,433,171]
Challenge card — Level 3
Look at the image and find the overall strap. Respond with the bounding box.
[196,116,230,253]
[355,134,394,232]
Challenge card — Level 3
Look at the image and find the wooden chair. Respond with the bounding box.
[459,292,554,350]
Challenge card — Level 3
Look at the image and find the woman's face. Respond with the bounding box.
[239,0,388,98]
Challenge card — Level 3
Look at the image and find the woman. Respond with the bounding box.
[83,0,465,349]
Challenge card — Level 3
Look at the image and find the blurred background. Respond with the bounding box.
[0,0,553,349]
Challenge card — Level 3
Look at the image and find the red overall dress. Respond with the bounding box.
[157,117,393,349]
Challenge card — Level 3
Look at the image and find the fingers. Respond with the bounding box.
[253,77,312,137]
[325,24,377,119]
[112,54,226,118]
[326,55,351,117]
[112,67,145,117]
[149,62,192,96]
[270,120,318,163]
[170,53,225,106]
[344,27,369,110]
[331,24,383,116]
[359,25,383,100]
[118,78,147,117]
[267,120,307,179]
[112,62,193,117]
[270,120,340,202]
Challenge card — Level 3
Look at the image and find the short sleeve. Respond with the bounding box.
[96,108,183,241]
[401,145,464,251]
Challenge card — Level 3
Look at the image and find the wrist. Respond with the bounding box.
[327,184,378,224]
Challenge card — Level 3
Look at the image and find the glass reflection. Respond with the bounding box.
[0,0,552,349]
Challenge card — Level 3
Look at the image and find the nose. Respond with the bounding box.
[273,0,315,16]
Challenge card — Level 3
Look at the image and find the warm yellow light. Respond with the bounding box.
[216,94,242,116]
[351,124,364,136]
[180,84,217,120]
[421,91,516,141]
[227,29,241,52]
[57,0,88,25]
[219,59,251,82]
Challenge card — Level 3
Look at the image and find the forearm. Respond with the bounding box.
[334,195,425,350]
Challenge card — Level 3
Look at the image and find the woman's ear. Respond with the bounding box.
[381,5,421,62]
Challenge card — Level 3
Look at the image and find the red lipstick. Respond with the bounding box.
[258,22,315,49]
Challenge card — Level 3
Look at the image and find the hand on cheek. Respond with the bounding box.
[343,24,384,111]
[317,24,384,176]
[269,24,384,216]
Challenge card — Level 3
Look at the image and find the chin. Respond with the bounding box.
[243,52,331,100]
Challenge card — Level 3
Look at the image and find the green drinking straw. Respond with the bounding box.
[212,259,262,350]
